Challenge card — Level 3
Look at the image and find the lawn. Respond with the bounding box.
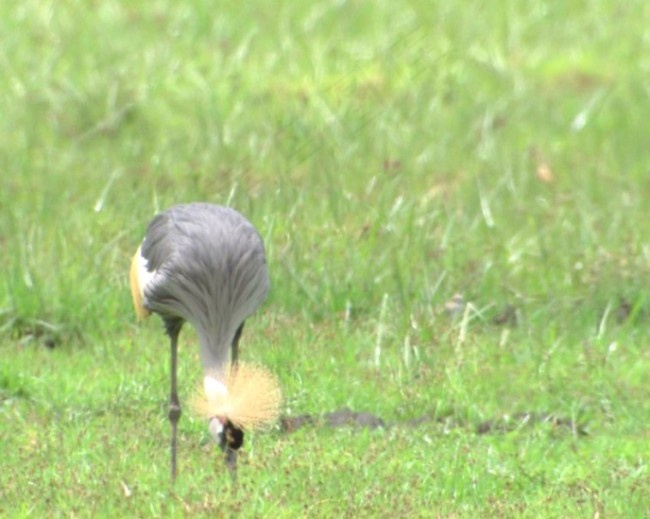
[1,0,648,517]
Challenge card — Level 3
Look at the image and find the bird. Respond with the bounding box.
[129,202,270,482]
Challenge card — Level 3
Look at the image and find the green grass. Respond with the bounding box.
[1,0,649,516]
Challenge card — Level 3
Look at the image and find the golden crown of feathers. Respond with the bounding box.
[190,362,282,431]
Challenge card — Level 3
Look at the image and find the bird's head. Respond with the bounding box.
[203,377,243,450]
[208,416,244,451]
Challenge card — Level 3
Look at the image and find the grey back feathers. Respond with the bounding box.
[140,204,269,355]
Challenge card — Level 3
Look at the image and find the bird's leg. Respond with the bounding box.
[225,321,245,481]
[231,321,244,367]
[165,319,183,483]
[225,438,238,484]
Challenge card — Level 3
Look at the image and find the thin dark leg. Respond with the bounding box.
[231,321,245,366]
[165,319,183,483]
[226,321,245,483]
[225,443,238,485]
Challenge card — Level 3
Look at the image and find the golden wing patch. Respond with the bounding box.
[129,245,151,321]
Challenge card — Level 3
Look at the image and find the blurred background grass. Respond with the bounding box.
[1,0,648,516]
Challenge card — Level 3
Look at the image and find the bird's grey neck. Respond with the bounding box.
[196,325,235,379]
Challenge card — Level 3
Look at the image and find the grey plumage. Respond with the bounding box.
[141,203,269,374]
[131,202,270,481]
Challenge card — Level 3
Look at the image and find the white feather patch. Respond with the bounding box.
[204,375,228,400]
[137,249,157,295]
